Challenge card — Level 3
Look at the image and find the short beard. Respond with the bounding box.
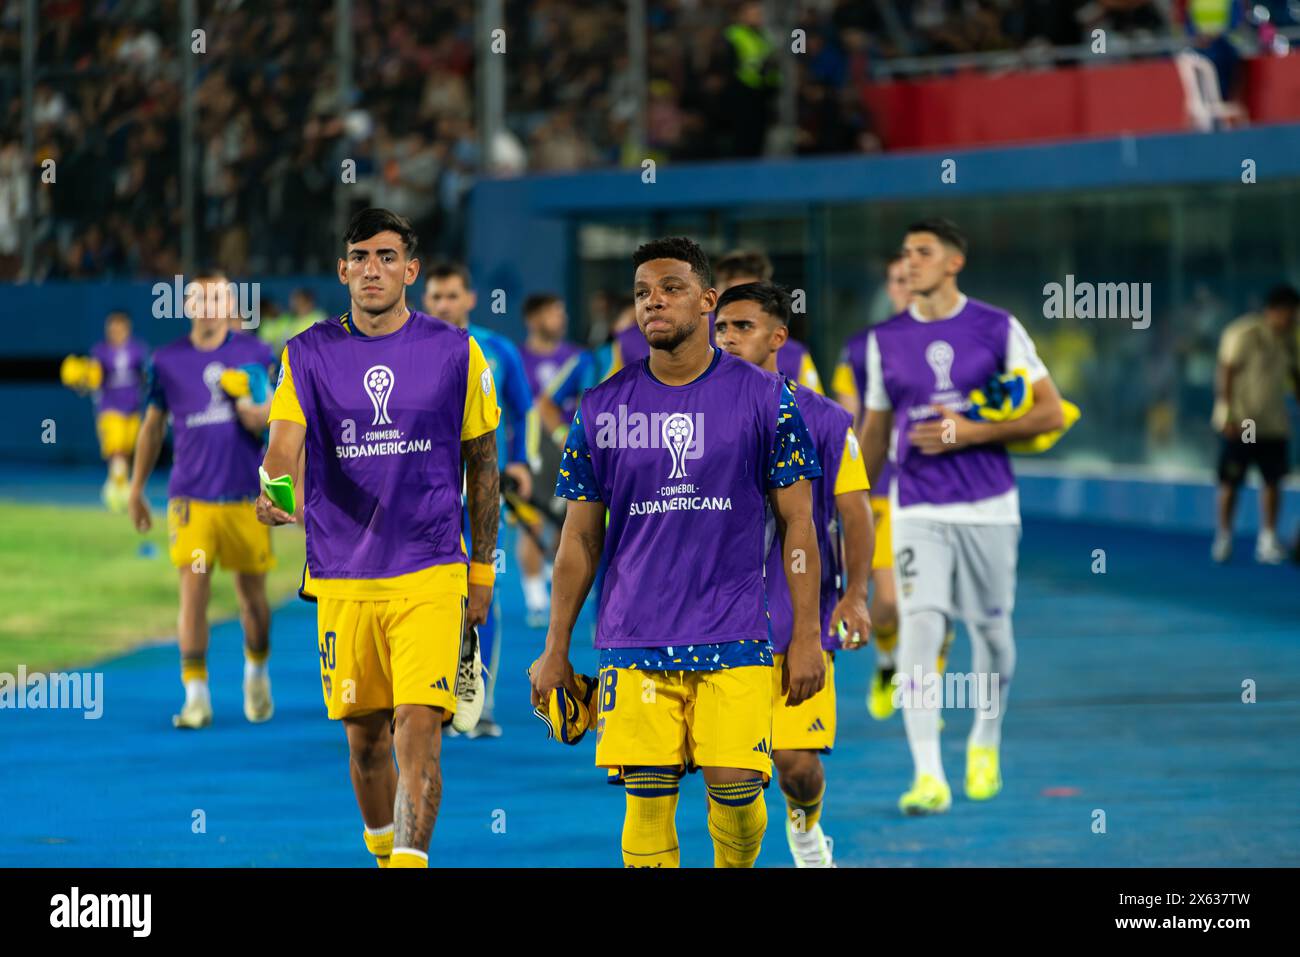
[648,315,698,353]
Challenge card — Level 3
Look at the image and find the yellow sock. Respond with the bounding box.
[874,620,898,654]
[363,825,393,868]
[388,849,428,868]
[180,658,208,685]
[706,780,767,868]
[784,783,825,834]
[621,768,681,867]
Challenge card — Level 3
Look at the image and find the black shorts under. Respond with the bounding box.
[1217,437,1290,486]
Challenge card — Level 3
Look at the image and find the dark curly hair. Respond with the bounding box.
[631,236,713,290]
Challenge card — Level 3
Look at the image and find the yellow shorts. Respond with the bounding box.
[771,651,836,752]
[595,665,773,779]
[167,498,274,574]
[316,589,465,720]
[870,495,892,570]
[97,411,140,458]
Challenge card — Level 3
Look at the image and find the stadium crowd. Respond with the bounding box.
[1,0,1294,279]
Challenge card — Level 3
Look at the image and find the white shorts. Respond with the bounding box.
[892,518,1020,625]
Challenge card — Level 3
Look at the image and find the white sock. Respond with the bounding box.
[244,657,268,682]
[522,574,549,611]
[543,560,554,580]
[184,679,210,707]
[966,618,1015,750]
[898,609,947,782]
[1258,528,1279,547]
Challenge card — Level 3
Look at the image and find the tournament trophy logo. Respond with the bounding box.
[925,340,955,391]
[662,412,694,480]
[202,361,226,407]
[364,365,395,426]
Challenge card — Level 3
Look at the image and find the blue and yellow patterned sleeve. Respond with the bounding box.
[143,359,166,412]
[544,350,589,407]
[766,383,823,489]
[554,408,602,501]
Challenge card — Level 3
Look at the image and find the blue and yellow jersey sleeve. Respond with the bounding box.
[143,359,166,412]
[766,383,822,489]
[268,348,307,426]
[544,350,588,407]
[463,336,502,441]
[474,330,531,463]
[832,427,870,496]
[554,408,601,502]
[798,353,825,394]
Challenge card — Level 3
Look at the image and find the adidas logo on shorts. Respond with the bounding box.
[752,738,770,754]
[806,717,825,732]
[431,676,450,691]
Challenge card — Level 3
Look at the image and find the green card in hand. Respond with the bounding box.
[259,466,296,516]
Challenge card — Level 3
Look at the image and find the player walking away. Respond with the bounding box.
[714,281,874,868]
[128,272,276,729]
[860,219,1065,814]
[258,209,501,868]
[716,249,824,394]
[517,293,583,627]
[424,262,533,739]
[1211,284,1299,564]
[531,236,827,868]
[61,310,149,512]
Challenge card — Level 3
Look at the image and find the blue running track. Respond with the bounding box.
[2,472,1298,866]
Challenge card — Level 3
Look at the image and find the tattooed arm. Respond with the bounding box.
[462,430,500,628]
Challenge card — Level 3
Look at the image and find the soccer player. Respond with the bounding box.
[530,236,827,868]
[833,253,911,427]
[128,272,276,729]
[258,208,501,868]
[257,286,325,358]
[1211,283,1299,563]
[832,253,942,720]
[715,249,824,393]
[534,296,637,445]
[517,292,583,626]
[714,281,873,868]
[860,219,1065,813]
[423,262,532,739]
[71,310,149,512]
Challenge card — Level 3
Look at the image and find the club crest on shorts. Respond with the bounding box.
[925,340,955,390]
[662,412,694,479]
[363,364,395,425]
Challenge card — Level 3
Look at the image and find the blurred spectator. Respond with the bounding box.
[1211,284,1300,564]
[719,2,781,157]
[1176,0,1247,98]
[5,0,1239,281]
